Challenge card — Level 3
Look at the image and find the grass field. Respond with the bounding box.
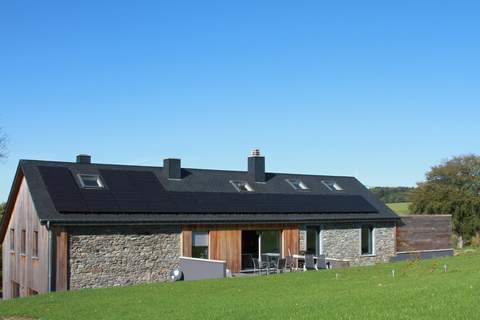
[387,202,412,215]
[1,252,480,319]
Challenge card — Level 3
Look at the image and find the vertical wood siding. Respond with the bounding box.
[182,228,192,257]
[282,228,299,257]
[2,177,49,299]
[209,229,242,272]
[55,228,68,291]
[181,224,300,273]
[396,215,452,252]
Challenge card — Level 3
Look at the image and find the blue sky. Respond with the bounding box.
[1,1,479,202]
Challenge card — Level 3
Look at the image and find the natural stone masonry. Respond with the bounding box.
[322,222,396,266]
[68,226,181,289]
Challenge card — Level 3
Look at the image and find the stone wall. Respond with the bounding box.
[322,222,396,266]
[68,226,181,289]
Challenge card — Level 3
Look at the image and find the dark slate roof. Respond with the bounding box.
[12,159,399,225]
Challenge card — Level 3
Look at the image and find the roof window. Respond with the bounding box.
[322,180,343,191]
[286,179,309,190]
[78,174,104,189]
[230,180,254,192]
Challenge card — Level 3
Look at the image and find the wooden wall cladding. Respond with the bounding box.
[181,224,300,273]
[283,228,299,257]
[55,228,68,291]
[2,177,49,299]
[396,215,453,252]
[182,229,192,257]
[209,230,242,272]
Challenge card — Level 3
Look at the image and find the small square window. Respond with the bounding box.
[322,180,343,191]
[230,180,254,192]
[286,179,309,190]
[78,174,104,189]
[192,231,209,259]
[28,288,39,296]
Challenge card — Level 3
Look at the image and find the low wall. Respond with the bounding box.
[391,249,454,262]
[396,215,453,253]
[179,257,226,281]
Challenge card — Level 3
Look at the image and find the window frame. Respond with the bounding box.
[20,229,26,255]
[321,180,344,191]
[305,225,323,255]
[77,174,104,189]
[191,231,209,259]
[32,230,39,258]
[9,228,15,252]
[229,180,254,192]
[12,281,20,298]
[360,225,375,256]
[286,179,309,191]
[28,288,39,296]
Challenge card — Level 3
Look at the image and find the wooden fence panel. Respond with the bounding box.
[396,215,452,252]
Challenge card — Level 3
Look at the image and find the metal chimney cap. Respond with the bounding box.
[251,149,261,157]
[76,154,91,164]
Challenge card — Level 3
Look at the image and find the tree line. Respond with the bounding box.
[370,186,414,203]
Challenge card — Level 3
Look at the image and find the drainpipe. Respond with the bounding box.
[47,221,55,292]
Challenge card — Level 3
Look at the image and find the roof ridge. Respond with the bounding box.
[19,159,355,179]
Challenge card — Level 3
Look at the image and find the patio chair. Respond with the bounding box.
[252,258,268,275]
[275,258,287,273]
[285,255,296,272]
[304,254,317,271]
[316,254,327,269]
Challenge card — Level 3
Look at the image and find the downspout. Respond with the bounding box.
[47,221,55,292]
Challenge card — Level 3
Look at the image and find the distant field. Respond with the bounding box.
[387,202,412,215]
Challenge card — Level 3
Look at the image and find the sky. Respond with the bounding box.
[0,1,479,202]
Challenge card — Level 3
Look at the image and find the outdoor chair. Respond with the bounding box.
[252,258,268,275]
[316,254,327,269]
[304,254,318,271]
[285,255,296,271]
[275,258,287,273]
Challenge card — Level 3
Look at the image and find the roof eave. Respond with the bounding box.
[0,163,24,242]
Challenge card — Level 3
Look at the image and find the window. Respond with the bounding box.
[361,226,374,255]
[192,231,209,259]
[28,288,39,296]
[260,230,281,255]
[78,174,104,189]
[10,228,14,251]
[306,226,318,255]
[230,180,254,192]
[12,281,20,298]
[33,231,39,257]
[286,179,309,190]
[21,229,26,255]
[322,180,343,191]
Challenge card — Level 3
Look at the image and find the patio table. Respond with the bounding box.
[292,254,319,271]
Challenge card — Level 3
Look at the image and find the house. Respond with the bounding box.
[1,150,401,299]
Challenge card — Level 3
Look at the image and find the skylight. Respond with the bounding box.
[230,180,254,192]
[286,179,309,190]
[322,180,343,191]
[78,174,104,189]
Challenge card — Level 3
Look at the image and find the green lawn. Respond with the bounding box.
[387,202,412,215]
[2,252,480,320]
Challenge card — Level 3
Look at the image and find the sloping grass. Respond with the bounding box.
[1,252,480,320]
[387,202,412,215]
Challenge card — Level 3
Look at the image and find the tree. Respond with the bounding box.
[411,154,480,239]
[370,186,414,203]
